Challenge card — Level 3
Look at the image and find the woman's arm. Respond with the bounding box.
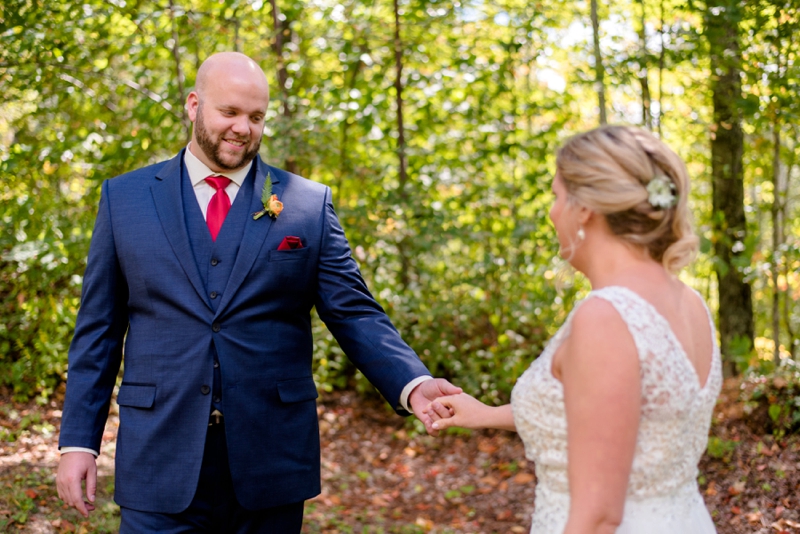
[426,394,516,432]
[560,298,641,534]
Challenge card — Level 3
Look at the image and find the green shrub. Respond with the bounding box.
[740,359,800,437]
[705,436,737,462]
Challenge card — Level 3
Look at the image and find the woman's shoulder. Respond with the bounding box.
[568,294,632,343]
[588,279,708,316]
[562,292,640,372]
[580,285,652,322]
[571,284,666,349]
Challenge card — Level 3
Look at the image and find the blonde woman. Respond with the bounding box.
[426,126,720,534]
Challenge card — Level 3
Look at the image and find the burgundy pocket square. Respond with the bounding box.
[277,236,303,250]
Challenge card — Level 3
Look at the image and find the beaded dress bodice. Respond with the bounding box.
[510,286,721,533]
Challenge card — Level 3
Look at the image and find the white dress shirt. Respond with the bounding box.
[184,142,251,218]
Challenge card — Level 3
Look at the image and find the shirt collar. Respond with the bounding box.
[184,143,253,187]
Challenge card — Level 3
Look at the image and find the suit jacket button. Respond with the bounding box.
[211,258,219,266]
[212,322,221,332]
[200,385,210,395]
[210,291,218,299]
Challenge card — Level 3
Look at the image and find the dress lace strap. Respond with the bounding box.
[584,286,671,364]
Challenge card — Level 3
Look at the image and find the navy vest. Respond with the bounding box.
[181,162,256,414]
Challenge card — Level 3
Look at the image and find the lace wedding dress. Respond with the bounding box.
[511,286,721,533]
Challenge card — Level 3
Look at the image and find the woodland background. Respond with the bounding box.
[3,1,800,532]
[2,0,800,423]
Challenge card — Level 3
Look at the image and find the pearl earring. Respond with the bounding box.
[577,226,585,241]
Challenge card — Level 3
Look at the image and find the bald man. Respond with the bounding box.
[56,52,459,533]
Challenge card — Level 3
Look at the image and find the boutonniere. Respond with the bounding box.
[253,172,283,220]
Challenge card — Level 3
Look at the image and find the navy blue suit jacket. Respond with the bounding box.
[59,151,430,512]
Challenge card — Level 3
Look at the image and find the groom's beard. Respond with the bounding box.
[195,105,262,171]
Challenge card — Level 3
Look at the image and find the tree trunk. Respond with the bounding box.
[167,0,190,138]
[339,41,366,198]
[771,123,781,364]
[269,0,297,174]
[785,22,799,360]
[637,0,652,129]
[393,0,408,198]
[591,0,607,125]
[783,135,797,359]
[705,0,754,376]
[233,9,242,52]
[657,0,665,136]
[393,0,410,289]
[770,5,785,365]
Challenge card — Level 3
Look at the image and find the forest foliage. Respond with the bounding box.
[1,0,799,405]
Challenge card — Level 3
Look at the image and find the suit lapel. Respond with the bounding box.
[151,150,213,311]
[214,158,281,318]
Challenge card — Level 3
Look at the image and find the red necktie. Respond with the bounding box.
[205,176,231,241]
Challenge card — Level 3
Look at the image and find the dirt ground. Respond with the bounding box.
[0,377,798,533]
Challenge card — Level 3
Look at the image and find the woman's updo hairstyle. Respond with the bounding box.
[555,125,698,273]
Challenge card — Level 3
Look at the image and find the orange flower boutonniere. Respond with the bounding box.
[253,172,283,220]
[264,194,283,218]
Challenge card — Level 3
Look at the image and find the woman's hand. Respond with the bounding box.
[425,394,516,432]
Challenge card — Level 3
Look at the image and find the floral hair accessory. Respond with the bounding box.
[253,171,283,220]
[646,175,677,209]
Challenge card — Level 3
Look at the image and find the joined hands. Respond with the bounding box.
[424,393,517,433]
[407,378,462,436]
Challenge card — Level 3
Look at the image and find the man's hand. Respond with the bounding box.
[408,378,462,436]
[56,452,97,518]
[425,393,491,430]
[427,395,517,433]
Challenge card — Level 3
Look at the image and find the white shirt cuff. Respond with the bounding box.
[398,375,433,412]
[60,447,99,457]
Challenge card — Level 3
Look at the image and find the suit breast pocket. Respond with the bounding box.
[266,247,313,289]
[268,247,311,263]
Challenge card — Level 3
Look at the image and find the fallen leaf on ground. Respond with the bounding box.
[728,481,745,495]
[496,509,513,521]
[513,472,534,484]
[415,516,434,531]
[478,440,498,454]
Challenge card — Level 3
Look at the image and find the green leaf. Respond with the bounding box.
[768,403,782,422]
